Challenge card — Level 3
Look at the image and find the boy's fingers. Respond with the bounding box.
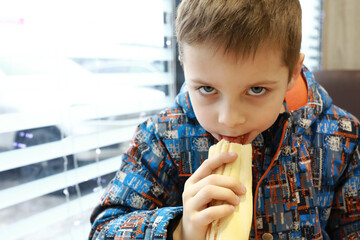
[191,185,241,209]
[192,204,235,227]
[187,152,237,184]
[184,174,245,200]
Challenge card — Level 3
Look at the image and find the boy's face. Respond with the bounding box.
[182,43,302,144]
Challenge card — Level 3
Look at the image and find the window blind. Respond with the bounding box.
[300,0,323,71]
[0,0,176,239]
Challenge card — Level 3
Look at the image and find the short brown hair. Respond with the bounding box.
[175,0,302,79]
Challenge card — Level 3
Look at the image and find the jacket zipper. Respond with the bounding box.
[253,120,288,239]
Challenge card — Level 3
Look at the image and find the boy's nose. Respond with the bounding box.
[218,103,246,128]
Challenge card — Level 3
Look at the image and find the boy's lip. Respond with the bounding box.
[218,133,250,145]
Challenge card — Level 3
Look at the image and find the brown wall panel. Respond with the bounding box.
[322,0,360,69]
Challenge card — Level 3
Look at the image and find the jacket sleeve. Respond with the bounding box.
[326,135,360,239]
[89,118,184,240]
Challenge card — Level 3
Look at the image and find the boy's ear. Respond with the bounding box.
[287,53,305,90]
[178,55,184,67]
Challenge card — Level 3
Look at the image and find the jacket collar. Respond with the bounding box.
[175,83,196,119]
[290,66,332,135]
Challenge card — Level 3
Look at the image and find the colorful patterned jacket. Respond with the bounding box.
[89,67,360,240]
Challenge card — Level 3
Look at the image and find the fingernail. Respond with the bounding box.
[229,152,237,157]
[241,184,247,194]
[235,195,240,203]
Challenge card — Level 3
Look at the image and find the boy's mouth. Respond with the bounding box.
[218,133,249,145]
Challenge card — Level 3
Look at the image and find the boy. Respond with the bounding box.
[89,0,360,239]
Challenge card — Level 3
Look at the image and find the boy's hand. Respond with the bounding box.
[173,152,246,240]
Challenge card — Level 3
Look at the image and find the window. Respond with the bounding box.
[0,0,176,239]
[300,0,324,71]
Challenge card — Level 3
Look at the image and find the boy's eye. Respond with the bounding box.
[247,87,266,96]
[199,86,216,95]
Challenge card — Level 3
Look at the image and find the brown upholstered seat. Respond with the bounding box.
[313,70,360,120]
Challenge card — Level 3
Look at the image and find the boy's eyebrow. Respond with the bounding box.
[251,79,279,85]
[188,78,210,85]
[189,78,280,86]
